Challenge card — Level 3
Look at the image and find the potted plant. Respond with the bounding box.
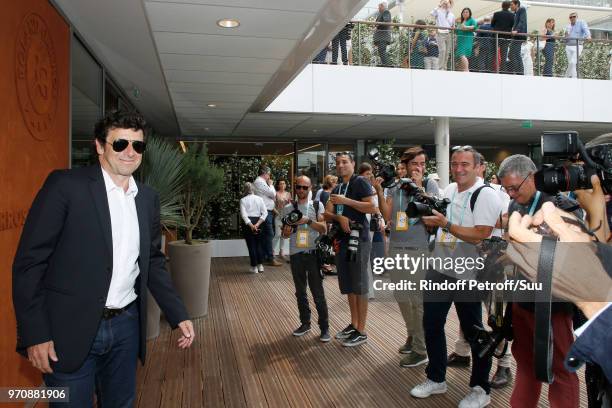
[140,135,185,339]
[168,144,224,319]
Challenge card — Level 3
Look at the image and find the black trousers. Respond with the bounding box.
[376,42,389,66]
[290,252,329,331]
[244,217,265,267]
[508,39,524,75]
[262,210,275,261]
[332,34,348,64]
[423,269,492,392]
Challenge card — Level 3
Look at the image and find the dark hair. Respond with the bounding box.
[545,18,555,30]
[94,110,146,145]
[511,0,520,6]
[258,165,271,176]
[335,151,354,161]
[502,1,511,10]
[358,162,373,175]
[401,146,427,164]
[275,178,287,189]
[460,7,472,22]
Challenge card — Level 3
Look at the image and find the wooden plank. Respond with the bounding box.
[159,328,185,408]
[136,256,589,408]
[138,317,171,408]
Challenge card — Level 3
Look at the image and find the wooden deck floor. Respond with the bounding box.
[135,257,588,408]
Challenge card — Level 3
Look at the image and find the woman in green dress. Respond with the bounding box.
[455,8,477,71]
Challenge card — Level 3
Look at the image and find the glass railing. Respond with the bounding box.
[313,21,612,80]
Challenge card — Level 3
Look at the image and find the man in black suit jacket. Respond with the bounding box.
[373,1,392,66]
[491,1,515,73]
[13,110,195,407]
[510,0,528,74]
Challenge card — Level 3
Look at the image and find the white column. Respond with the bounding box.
[434,117,450,189]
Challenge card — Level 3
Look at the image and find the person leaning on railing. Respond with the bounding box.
[565,12,591,78]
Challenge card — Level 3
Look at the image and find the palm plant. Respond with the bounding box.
[139,136,185,231]
[179,144,224,244]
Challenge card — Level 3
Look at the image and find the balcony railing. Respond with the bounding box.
[316,20,612,80]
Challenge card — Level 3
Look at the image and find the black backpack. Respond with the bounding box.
[469,183,494,212]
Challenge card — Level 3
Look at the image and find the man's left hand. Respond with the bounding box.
[422,209,447,228]
[330,194,348,205]
[177,320,195,349]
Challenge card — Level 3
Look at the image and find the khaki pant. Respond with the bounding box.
[437,32,452,70]
[389,247,426,355]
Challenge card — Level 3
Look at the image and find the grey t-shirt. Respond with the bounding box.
[389,179,440,249]
[282,200,325,255]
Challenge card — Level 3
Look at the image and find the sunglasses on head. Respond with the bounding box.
[107,138,146,154]
[335,151,354,158]
[451,145,473,151]
[295,185,310,191]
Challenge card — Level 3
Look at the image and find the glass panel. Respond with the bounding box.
[296,143,325,189]
[71,36,102,168]
[104,79,120,112]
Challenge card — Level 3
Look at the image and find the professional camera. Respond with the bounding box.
[370,213,383,232]
[346,221,363,262]
[534,131,612,195]
[471,309,512,360]
[477,237,508,283]
[315,223,341,266]
[394,178,451,218]
[368,147,397,188]
[281,208,303,230]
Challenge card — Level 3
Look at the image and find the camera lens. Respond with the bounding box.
[534,164,593,194]
[406,202,432,218]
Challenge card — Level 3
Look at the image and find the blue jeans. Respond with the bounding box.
[44,302,139,407]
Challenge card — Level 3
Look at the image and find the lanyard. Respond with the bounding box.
[528,191,542,216]
[449,188,472,227]
[336,178,351,215]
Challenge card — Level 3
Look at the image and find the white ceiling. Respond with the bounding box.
[143,0,367,137]
[189,111,611,144]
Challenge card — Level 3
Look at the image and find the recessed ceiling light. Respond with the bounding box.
[204,128,210,131]
[313,129,318,133]
[207,103,217,108]
[217,18,240,28]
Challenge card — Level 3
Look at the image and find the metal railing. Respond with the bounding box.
[314,20,612,80]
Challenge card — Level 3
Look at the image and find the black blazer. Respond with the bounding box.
[491,10,514,38]
[373,10,392,45]
[13,164,188,373]
[512,6,527,34]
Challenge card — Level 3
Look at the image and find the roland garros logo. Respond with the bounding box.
[15,13,58,141]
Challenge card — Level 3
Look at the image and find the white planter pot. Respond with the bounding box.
[168,240,212,319]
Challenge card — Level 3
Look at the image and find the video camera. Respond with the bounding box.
[534,131,612,195]
[397,178,451,218]
[367,147,397,188]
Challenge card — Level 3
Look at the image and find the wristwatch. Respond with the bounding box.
[306,218,312,226]
[442,220,452,233]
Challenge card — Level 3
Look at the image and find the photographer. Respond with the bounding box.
[376,146,439,368]
[498,154,580,408]
[324,152,377,347]
[411,146,502,407]
[507,201,611,395]
[281,176,330,342]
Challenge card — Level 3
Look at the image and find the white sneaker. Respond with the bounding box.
[257,264,264,272]
[250,266,258,274]
[458,386,490,408]
[410,379,447,398]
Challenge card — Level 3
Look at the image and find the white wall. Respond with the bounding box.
[266,64,612,123]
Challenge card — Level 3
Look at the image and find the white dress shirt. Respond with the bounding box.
[253,176,276,210]
[431,7,455,32]
[240,194,267,225]
[101,168,140,308]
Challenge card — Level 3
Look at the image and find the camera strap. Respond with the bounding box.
[534,235,557,384]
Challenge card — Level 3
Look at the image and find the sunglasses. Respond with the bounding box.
[335,151,354,158]
[107,138,146,154]
[295,185,310,191]
[451,145,473,151]
[569,15,577,19]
